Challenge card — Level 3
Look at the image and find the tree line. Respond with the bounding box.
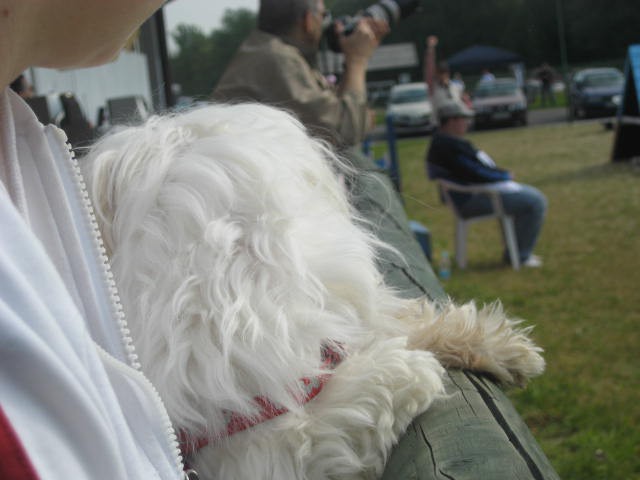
[170,0,639,97]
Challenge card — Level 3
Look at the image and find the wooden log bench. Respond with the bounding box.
[345,148,560,480]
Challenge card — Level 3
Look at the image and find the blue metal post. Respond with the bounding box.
[362,135,372,158]
[385,113,401,192]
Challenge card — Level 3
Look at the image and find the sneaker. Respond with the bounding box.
[522,254,543,268]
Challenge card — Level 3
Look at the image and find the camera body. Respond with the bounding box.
[323,0,420,53]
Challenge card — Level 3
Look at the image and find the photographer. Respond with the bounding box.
[212,0,388,149]
[213,0,443,304]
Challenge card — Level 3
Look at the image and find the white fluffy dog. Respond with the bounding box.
[84,103,544,479]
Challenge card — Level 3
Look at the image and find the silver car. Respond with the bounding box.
[472,78,528,129]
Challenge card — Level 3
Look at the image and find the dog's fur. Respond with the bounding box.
[84,103,544,479]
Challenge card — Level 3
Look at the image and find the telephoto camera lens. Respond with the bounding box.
[324,0,420,52]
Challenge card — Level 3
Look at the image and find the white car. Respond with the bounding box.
[385,82,435,135]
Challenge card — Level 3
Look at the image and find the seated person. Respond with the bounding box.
[426,101,547,267]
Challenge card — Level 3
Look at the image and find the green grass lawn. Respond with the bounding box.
[373,122,640,479]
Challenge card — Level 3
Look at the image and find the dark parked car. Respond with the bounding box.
[569,67,624,119]
[472,78,527,129]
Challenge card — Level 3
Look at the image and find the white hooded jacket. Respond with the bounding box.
[0,88,185,480]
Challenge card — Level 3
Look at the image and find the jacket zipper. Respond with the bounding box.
[48,126,189,477]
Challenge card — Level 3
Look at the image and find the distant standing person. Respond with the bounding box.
[424,35,469,122]
[479,68,496,83]
[537,62,556,106]
[451,72,466,92]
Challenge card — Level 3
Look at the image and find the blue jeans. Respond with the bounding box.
[454,184,547,262]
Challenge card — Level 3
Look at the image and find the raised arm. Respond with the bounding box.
[424,35,438,93]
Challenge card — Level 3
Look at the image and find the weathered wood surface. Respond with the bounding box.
[346,149,560,479]
[347,149,445,302]
[382,370,560,480]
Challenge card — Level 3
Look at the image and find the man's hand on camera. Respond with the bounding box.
[364,17,390,43]
[335,18,388,98]
[337,18,388,66]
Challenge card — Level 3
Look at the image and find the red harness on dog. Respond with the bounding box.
[179,344,344,456]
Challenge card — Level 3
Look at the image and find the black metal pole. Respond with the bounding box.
[555,0,570,112]
[155,8,175,108]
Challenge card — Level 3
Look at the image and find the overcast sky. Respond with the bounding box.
[164,0,258,49]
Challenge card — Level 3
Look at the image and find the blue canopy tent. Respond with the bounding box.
[611,44,640,162]
[447,45,523,73]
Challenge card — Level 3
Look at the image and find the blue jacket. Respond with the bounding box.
[426,131,511,184]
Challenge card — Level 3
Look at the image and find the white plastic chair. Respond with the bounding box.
[437,179,520,270]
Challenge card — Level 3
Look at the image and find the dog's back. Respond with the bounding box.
[84,103,410,439]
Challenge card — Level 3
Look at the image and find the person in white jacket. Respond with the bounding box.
[0,1,189,479]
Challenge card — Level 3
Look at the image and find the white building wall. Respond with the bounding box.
[29,51,152,125]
